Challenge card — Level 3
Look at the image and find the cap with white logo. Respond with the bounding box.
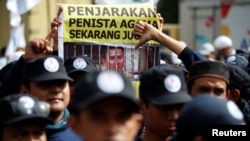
[44,57,60,72]
[70,71,138,111]
[139,64,192,105]
[73,58,87,69]
[174,94,246,140]
[22,55,73,82]
[164,74,181,93]
[97,72,124,94]
[64,56,98,75]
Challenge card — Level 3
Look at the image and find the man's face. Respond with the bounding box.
[218,48,231,58]
[25,80,70,114]
[141,102,184,138]
[102,48,124,72]
[190,77,229,99]
[2,124,47,141]
[69,97,142,141]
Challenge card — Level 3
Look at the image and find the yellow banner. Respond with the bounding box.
[62,4,160,44]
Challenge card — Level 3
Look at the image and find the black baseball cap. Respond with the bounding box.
[64,56,97,75]
[0,94,53,126]
[174,94,245,141]
[139,64,192,105]
[70,71,139,112]
[22,55,73,82]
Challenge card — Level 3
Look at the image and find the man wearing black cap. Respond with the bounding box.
[64,56,97,95]
[132,21,245,102]
[0,38,54,97]
[0,94,53,141]
[138,64,192,141]
[68,71,143,141]
[20,55,81,141]
[187,60,230,99]
[173,94,246,141]
[185,58,250,126]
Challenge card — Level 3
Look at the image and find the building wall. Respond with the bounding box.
[179,0,250,50]
[28,0,92,40]
[179,0,220,49]
[0,0,11,49]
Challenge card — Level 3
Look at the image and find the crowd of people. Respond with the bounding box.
[0,5,250,141]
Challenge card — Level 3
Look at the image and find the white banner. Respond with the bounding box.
[6,0,41,26]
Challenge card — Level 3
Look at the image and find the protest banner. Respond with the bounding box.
[58,4,161,81]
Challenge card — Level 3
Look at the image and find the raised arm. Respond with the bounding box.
[50,6,63,51]
[133,21,186,55]
[0,35,54,97]
[133,21,206,70]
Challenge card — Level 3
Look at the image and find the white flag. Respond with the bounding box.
[5,30,15,57]
[14,24,26,48]
[7,0,42,26]
[6,0,18,13]
[7,0,20,26]
[5,24,26,57]
[7,0,42,15]
[10,12,21,27]
[16,0,41,15]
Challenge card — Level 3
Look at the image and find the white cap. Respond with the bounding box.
[199,42,215,55]
[213,35,233,49]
